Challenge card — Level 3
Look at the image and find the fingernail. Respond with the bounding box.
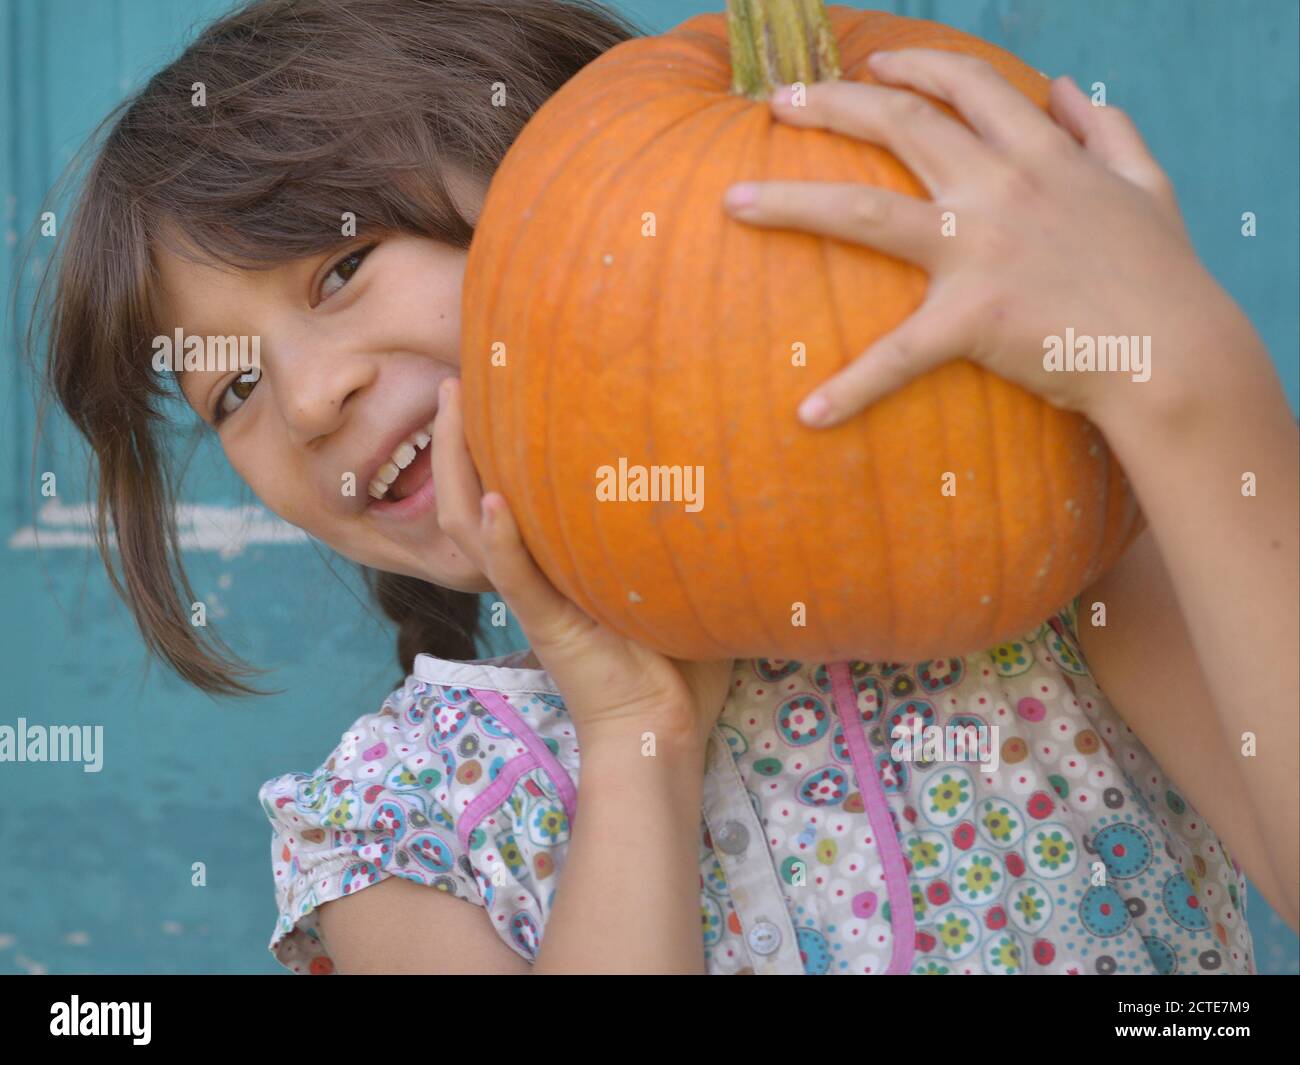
[481,496,494,525]
[725,182,759,212]
[869,50,893,64]
[799,393,831,426]
[770,84,794,107]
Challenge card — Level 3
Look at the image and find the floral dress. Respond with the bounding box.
[260,596,1254,974]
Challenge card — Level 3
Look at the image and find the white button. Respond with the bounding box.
[747,920,782,956]
[716,819,750,855]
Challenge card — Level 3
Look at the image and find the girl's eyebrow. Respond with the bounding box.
[158,251,327,399]
[157,281,275,385]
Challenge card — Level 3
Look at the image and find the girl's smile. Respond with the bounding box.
[365,414,438,517]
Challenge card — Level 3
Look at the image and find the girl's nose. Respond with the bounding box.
[275,339,378,443]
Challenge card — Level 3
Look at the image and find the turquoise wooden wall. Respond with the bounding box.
[2,0,1296,974]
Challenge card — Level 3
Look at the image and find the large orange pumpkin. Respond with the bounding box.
[461,1,1141,662]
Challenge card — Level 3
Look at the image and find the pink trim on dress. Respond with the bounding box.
[457,752,539,852]
[827,662,916,975]
[470,687,578,827]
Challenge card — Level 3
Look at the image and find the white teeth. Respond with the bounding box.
[392,442,417,470]
[368,419,437,502]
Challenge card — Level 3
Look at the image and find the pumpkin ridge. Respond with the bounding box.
[959,359,1002,653]
[774,115,851,657]
[468,84,700,505]
[658,24,734,77]
[976,357,1007,645]
[811,130,877,655]
[624,93,764,657]
[827,113,903,650]
[471,83,733,619]
[828,8,897,78]
[534,87,764,647]
[827,92,932,653]
[719,96,835,657]
[663,94,796,655]
[748,101,841,657]
[546,97,747,643]
[896,324,948,654]
[569,37,731,93]
[935,347,960,654]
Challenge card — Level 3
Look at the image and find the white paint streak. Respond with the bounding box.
[7,500,309,558]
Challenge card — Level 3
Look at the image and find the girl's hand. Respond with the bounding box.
[723,49,1260,433]
[431,377,733,752]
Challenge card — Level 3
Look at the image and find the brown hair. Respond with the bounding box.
[22,0,642,696]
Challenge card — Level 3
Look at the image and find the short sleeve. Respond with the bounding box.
[258,696,484,975]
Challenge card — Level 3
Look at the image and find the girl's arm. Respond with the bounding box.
[1081,323,1299,924]
[316,719,709,974]
[531,721,709,973]
[432,378,733,972]
[1078,525,1299,930]
[319,874,532,974]
[722,50,1299,918]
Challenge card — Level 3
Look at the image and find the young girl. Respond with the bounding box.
[32,0,1297,974]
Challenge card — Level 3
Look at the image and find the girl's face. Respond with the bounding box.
[153,171,492,592]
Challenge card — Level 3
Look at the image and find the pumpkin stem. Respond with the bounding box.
[727,0,841,100]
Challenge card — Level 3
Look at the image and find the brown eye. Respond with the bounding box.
[320,244,376,301]
[215,366,261,422]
